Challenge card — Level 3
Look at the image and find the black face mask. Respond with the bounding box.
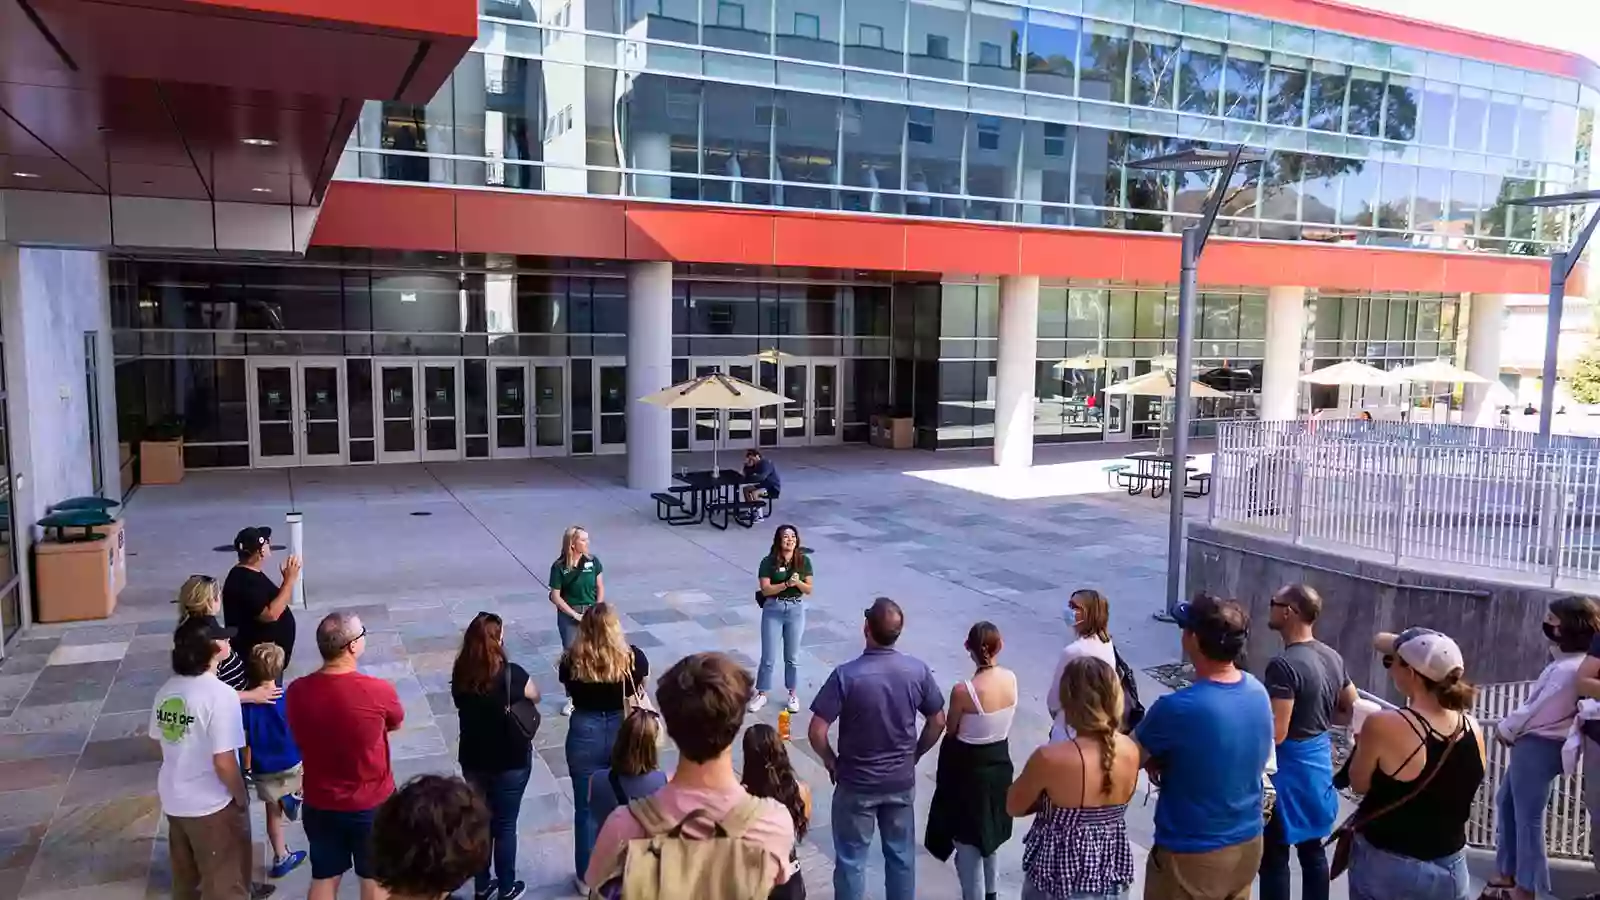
[1543,622,1561,643]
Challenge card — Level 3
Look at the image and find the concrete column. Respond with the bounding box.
[994,275,1040,468]
[630,130,671,199]
[1261,286,1308,420]
[1464,292,1505,424]
[626,261,672,489]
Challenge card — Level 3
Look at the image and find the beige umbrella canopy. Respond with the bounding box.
[640,373,790,471]
[756,347,797,364]
[1053,354,1107,371]
[1105,370,1226,453]
[1299,360,1396,387]
[1388,359,1489,384]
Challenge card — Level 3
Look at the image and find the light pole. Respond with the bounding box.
[1505,189,1600,442]
[1124,145,1265,620]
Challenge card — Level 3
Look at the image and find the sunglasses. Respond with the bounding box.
[1381,654,1401,669]
[1269,599,1292,609]
[343,627,368,650]
[191,574,217,584]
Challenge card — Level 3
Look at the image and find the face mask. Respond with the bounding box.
[1543,622,1560,643]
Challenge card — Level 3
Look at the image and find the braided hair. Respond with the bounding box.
[740,724,808,840]
[1058,656,1123,796]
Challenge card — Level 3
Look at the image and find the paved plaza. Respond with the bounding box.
[0,440,1515,899]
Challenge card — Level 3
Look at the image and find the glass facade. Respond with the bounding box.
[333,0,1598,255]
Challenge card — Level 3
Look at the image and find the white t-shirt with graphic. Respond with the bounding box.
[150,672,246,818]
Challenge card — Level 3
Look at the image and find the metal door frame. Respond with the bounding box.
[375,358,463,464]
[1104,359,1135,443]
[593,356,628,456]
[247,357,348,468]
[774,357,843,448]
[419,359,464,463]
[490,361,530,459]
[527,357,570,458]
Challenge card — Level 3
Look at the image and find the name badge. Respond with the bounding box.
[776,568,788,577]
[582,561,593,571]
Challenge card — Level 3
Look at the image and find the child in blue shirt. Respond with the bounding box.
[241,643,307,879]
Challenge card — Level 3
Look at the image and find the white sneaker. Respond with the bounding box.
[573,876,588,897]
[561,698,574,716]
[747,692,769,713]
[786,693,800,713]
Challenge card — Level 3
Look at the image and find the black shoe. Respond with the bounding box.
[472,881,497,900]
[249,884,276,900]
[499,881,525,900]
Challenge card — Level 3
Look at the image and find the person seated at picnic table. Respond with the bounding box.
[742,449,782,521]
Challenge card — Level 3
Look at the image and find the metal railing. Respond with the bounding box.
[1209,420,1600,588]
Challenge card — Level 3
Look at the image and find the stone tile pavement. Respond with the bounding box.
[0,440,1517,899]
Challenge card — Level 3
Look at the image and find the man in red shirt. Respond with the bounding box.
[286,612,403,900]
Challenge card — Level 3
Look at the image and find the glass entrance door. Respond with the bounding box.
[248,359,346,467]
[530,361,567,457]
[491,363,529,458]
[776,358,843,447]
[595,360,627,455]
[378,360,462,463]
[1104,360,1134,443]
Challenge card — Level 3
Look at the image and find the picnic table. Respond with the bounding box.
[651,469,766,529]
[1106,452,1211,499]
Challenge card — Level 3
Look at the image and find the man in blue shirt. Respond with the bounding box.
[742,449,781,521]
[1134,593,1273,900]
[809,597,945,900]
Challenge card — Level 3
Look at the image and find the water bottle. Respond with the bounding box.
[778,707,791,742]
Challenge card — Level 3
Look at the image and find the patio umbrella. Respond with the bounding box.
[756,347,797,364]
[1389,359,1488,424]
[1105,370,1227,453]
[1053,354,1106,370]
[639,373,790,472]
[1150,354,1178,370]
[1299,360,1396,386]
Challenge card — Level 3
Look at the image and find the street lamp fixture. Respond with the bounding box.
[1506,188,1600,442]
[1123,144,1265,621]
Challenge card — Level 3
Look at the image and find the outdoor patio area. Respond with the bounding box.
[0,440,1535,899]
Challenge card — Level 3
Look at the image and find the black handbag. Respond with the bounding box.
[756,589,768,609]
[504,664,541,741]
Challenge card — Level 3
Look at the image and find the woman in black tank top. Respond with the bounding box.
[1343,628,1484,900]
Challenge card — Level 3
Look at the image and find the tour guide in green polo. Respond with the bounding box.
[550,524,605,716]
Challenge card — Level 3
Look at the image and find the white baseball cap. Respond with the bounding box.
[1375,627,1465,682]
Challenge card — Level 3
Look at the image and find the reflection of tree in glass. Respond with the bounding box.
[1080,33,1130,104]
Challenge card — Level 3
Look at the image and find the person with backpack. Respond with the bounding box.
[1048,589,1117,741]
[1259,584,1356,900]
[925,622,1015,900]
[587,709,668,832]
[1007,656,1139,900]
[452,612,542,900]
[551,525,605,716]
[586,652,796,898]
[741,724,812,900]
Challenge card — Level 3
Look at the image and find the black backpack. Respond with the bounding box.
[1113,649,1145,733]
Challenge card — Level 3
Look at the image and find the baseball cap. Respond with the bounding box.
[1375,627,1464,682]
[175,614,236,643]
[1172,593,1249,658]
[233,526,272,555]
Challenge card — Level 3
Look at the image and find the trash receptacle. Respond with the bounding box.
[49,499,124,596]
[34,511,118,623]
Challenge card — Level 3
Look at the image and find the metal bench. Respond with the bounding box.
[706,499,766,530]
[651,491,702,526]
[1102,463,1130,488]
[1184,472,1212,498]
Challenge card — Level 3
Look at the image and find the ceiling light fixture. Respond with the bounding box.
[240,138,277,147]
[251,187,273,193]
[11,172,40,178]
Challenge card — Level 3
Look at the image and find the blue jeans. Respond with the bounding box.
[566,709,622,880]
[556,612,581,700]
[1260,802,1329,900]
[463,767,532,894]
[953,842,995,900]
[832,786,915,900]
[1495,734,1565,896]
[1348,834,1469,900]
[756,600,805,693]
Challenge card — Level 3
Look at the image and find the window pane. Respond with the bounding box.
[842,99,904,212]
[1124,133,1170,231]
[775,92,839,209]
[1080,21,1130,106]
[1546,103,1578,164]
[908,0,963,79]
[1129,29,1177,109]
[1301,156,1338,225]
[1306,62,1347,133]
[1419,80,1455,147]
[1339,160,1378,226]
[966,115,1022,220]
[778,0,840,62]
[1223,47,1264,122]
[1022,121,1074,220]
[845,0,905,71]
[904,107,964,218]
[1518,98,1548,162]
[1259,152,1303,229]
[1266,54,1306,127]
[1024,11,1079,96]
[1377,163,1415,232]
[703,0,770,52]
[623,75,702,201]
[1074,127,1123,227]
[1450,171,1482,235]
[1346,68,1383,137]
[1454,86,1487,152]
[1177,38,1222,116]
[701,83,773,205]
[1383,74,1418,142]
[1413,167,1448,235]
[1486,92,1517,157]
[970,1,1023,88]
[1067,289,1105,339]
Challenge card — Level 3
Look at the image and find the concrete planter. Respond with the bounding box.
[139,439,184,485]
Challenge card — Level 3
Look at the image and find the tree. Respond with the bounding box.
[1568,347,1600,405]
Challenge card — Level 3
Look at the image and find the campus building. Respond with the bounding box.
[0,0,1595,642]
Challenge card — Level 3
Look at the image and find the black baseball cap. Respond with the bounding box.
[176,614,237,642]
[233,526,272,554]
[1172,592,1248,645]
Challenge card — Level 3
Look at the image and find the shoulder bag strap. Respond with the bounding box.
[610,769,629,804]
[504,662,512,711]
[715,797,769,839]
[1337,717,1467,836]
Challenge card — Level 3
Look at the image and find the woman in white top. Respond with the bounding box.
[925,622,1017,900]
[1049,589,1116,742]
[1484,596,1598,900]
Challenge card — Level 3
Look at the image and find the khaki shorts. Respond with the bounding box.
[252,764,303,803]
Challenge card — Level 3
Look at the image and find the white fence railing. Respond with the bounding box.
[1209,420,1600,588]
[1469,681,1591,860]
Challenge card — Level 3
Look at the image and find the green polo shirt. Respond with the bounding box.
[550,555,603,608]
[759,553,812,601]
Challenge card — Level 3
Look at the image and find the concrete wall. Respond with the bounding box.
[0,246,118,631]
[1186,522,1559,705]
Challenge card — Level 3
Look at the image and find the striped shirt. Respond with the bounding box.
[217,651,247,691]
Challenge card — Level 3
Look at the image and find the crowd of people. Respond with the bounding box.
[143,521,1600,900]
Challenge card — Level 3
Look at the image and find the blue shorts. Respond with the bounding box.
[302,804,377,881]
